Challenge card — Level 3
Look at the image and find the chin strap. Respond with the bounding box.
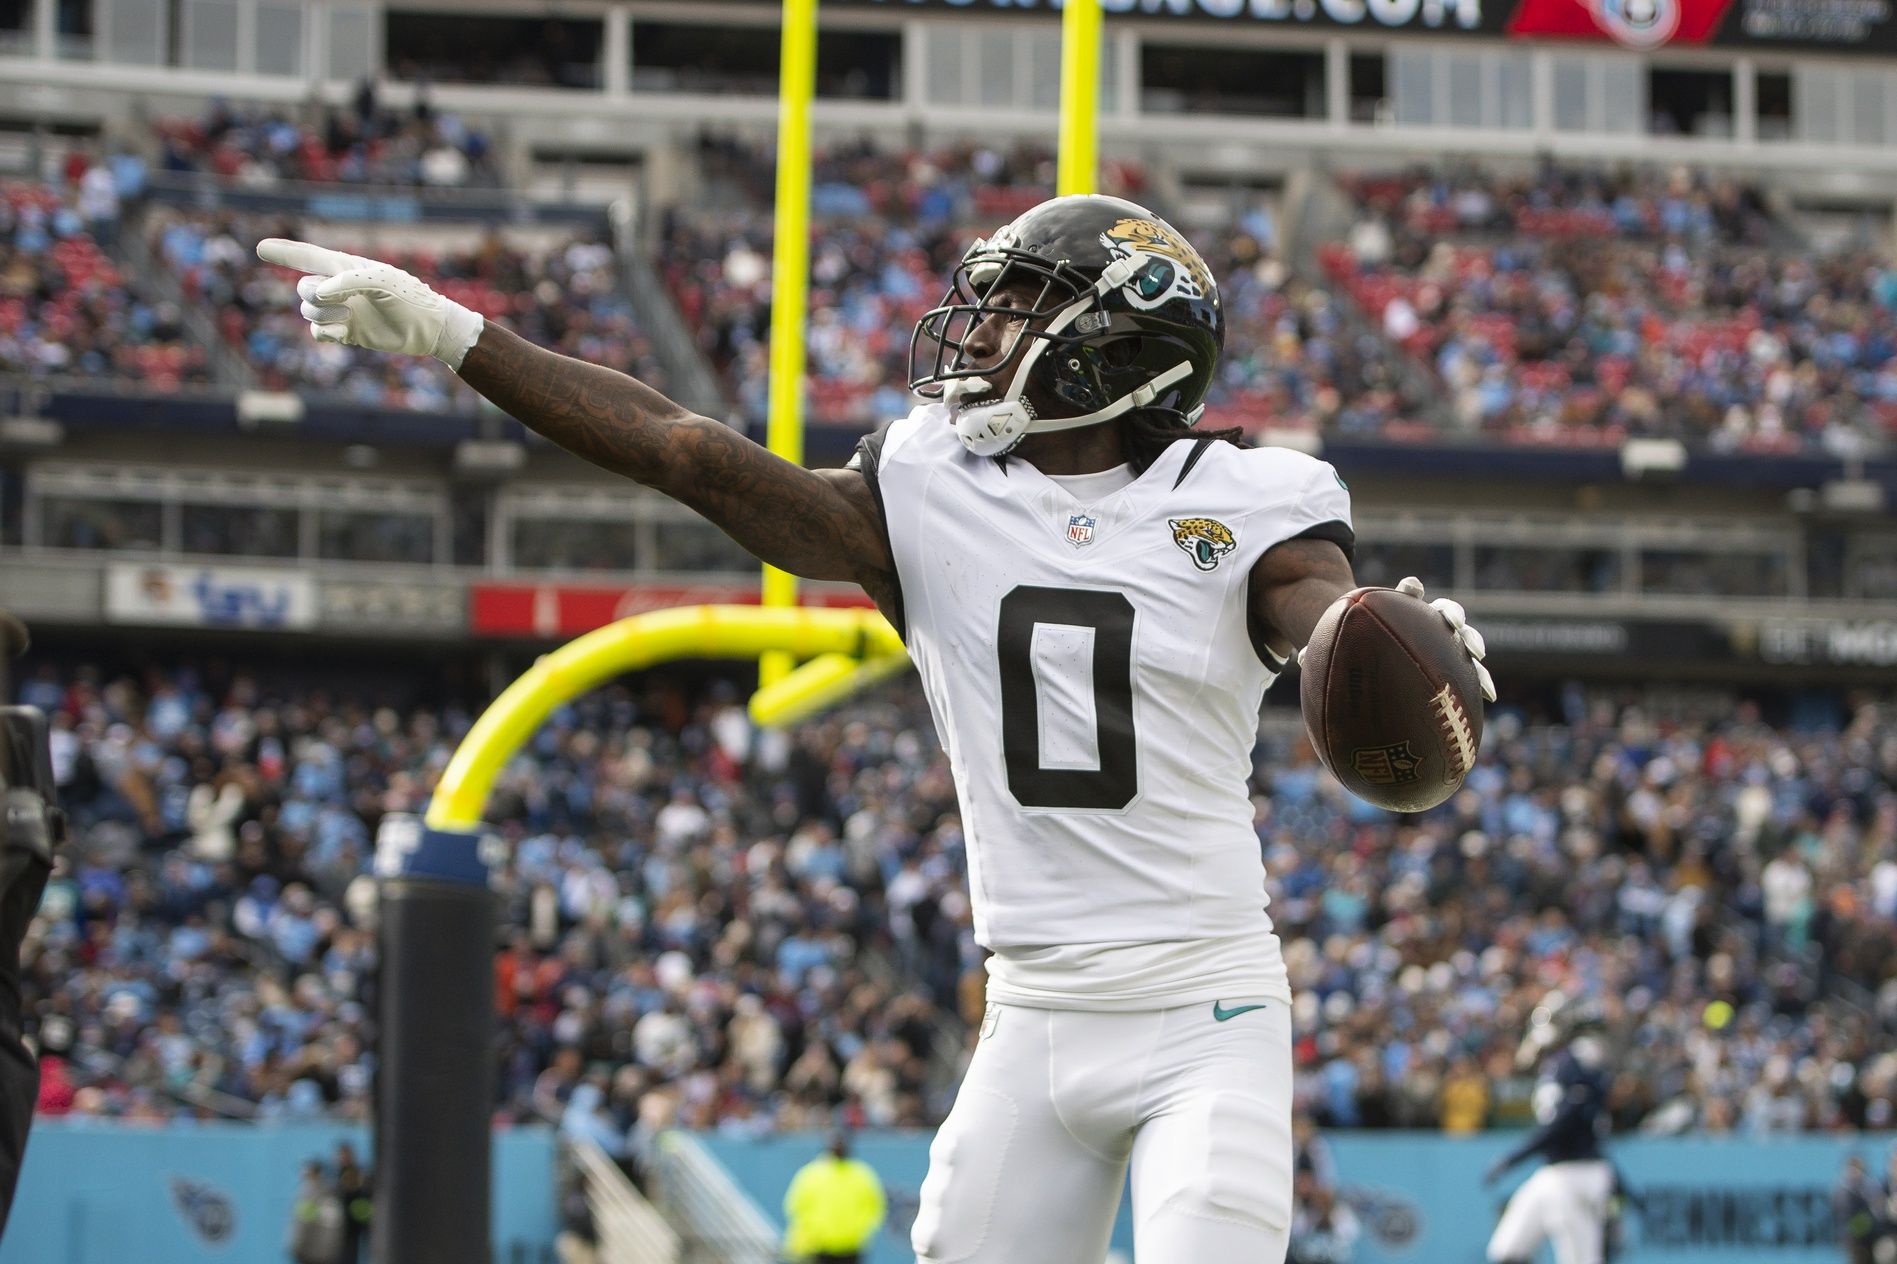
[951,255,1191,457]
[1014,360,1193,435]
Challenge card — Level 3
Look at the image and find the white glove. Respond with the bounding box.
[255,238,486,371]
[1397,575,1496,703]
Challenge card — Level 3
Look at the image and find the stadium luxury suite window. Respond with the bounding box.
[1757,70,1794,141]
[1141,44,1325,118]
[38,497,162,552]
[384,12,602,89]
[1647,67,1734,137]
[1349,52,1387,125]
[1353,543,1456,593]
[510,519,646,574]
[1638,549,1790,598]
[0,0,28,55]
[925,25,1117,112]
[631,22,901,100]
[652,521,751,574]
[1794,64,1897,146]
[180,505,298,559]
[317,510,436,566]
[1474,546,1622,596]
[1552,54,1643,134]
[1389,47,1532,130]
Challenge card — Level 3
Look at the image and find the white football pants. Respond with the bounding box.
[911,999,1294,1264]
[1488,1160,1615,1264]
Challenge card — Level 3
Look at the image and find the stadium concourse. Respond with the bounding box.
[19,655,1897,1151]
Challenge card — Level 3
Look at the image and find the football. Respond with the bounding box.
[1299,587,1486,812]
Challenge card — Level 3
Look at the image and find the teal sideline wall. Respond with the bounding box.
[701,1130,1888,1264]
[0,1122,558,1264]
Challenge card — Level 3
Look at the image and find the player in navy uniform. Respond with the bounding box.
[257,194,1493,1264]
[1485,1001,1620,1264]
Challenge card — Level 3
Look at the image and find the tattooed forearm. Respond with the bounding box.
[1249,537,1357,655]
[458,325,893,590]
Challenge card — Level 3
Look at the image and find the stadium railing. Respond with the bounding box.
[611,197,731,421]
[652,1131,779,1264]
[116,206,257,390]
[570,1138,683,1264]
[139,170,611,228]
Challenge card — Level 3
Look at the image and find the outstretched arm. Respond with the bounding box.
[255,239,896,607]
[458,325,894,596]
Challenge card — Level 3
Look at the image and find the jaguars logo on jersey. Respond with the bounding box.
[1169,517,1236,571]
[1100,218,1214,311]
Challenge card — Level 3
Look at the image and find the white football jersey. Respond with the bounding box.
[855,404,1354,988]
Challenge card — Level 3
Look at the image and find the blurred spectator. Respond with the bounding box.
[0,180,208,386]
[1835,1153,1877,1264]
[1287,1183,1360,1264]
[155,95,496,189]
[1439,1056,1488,1134]
[782,1130,886,1264]
[334,1142,371,1264]
[286,1158,346,1264]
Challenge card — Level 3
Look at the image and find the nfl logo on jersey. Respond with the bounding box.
[1066,514,1097,547]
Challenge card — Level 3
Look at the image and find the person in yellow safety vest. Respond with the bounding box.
[783,1131,886,1264]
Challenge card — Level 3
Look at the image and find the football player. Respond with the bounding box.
[1484,996,1622,1264]
[258,193,1493,1264]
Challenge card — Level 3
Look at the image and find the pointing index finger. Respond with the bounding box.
[256,238,357,276]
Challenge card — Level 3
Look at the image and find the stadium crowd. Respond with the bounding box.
[155,210,664,412]
[1327,162,1897,454]
[661,141,1073,430]
[11,122,1897,457]
[18,655,1897,1154]
[152,90,500,189]
[5,124,649,410]
[18,664,948,1143]
[661,139,1418,436]
[0,177,211,388]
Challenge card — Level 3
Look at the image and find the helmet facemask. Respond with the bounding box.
[911,240,1197,457]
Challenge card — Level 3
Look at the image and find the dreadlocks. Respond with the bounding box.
[1119,408,1247,474]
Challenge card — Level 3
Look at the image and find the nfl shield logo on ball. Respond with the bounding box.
[1066,514,1097,547]
[1352,742,1423,786]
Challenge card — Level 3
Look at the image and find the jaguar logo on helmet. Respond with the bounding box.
[1101,219,1213,312]
[1589,0,1678,47]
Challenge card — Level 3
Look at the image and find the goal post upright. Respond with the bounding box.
[1058,0,1103,197]
[760,0,818,692]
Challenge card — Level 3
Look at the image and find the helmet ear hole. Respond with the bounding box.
[1102,336,1142,369]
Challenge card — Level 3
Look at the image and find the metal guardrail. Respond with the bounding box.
[1285,168,1461,434]
[139,170,610,227]
[117,205,256,389]
[652,1132,779,1264]
[611,199,732,422]
[571,1139,683,1264]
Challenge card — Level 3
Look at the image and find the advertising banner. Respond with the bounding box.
[1749,617,1897,668]
[470,580,875,639]
[104,563,318,631]
[824,0,1897,52]
[318,576,467,637]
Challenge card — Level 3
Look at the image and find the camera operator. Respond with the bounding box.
[0,608,65,1235]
